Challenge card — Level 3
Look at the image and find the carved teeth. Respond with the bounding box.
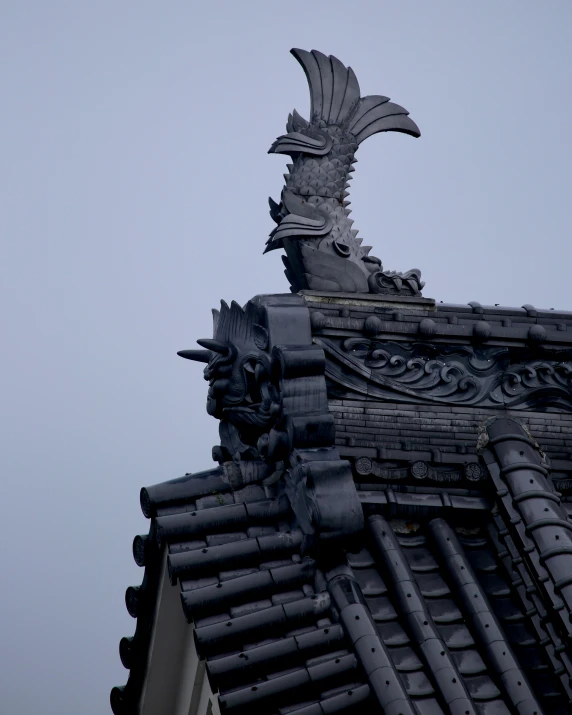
[351,229,359,237]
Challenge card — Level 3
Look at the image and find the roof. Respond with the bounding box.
[111,289,572,714]
[112,474,370,715]
[110,44,572,714]
[112,417,572,715]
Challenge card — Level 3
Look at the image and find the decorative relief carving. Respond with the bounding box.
[464,463,484,481]
[318,337,572,409]
[490,362,572,406]
[179,296,364,545]
[355,457,373,475]
[411,461,429,479]
[352,457,484,484]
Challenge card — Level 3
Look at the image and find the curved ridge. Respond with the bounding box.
[347,95,421,142]
[291,48,361,125]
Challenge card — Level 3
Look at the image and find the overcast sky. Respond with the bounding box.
[1,2,571,713]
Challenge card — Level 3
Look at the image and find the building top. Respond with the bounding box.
[111,50,572,715]
[113,413,572,715]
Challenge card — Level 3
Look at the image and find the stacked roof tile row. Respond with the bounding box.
[112,471,373,714]
[113,420,572,714]
[112,291,572,713]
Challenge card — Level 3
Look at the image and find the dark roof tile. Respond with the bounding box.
[114,413,572,714]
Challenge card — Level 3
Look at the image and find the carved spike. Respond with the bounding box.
[177,349,212,364]
[197,339,229,354]
[212,308,220,335]
[350,229,359,237]
[268,196,282,224]
[343,202,351,209]
[282,255,301,293]
[312,51,334,122]
[354,237,363,245]
[286,163,293,172]
[348,167,355,173]
[330,55,361,124]
[342,191,350,199]
[264,235,282,253]
[362,245,372,254]
[291,108,309,131]
[290,49,323,120]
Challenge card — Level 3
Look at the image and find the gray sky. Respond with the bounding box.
[1,1,571,713]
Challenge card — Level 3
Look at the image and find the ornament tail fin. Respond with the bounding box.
[346,95,420,143]
[290,48,361,125]
[291,48,420,141]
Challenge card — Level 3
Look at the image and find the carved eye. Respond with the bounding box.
[333,240,351,257]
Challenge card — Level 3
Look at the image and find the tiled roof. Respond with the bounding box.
[112,421,572,714]
[112,472,373,714]
[111,291,572,714]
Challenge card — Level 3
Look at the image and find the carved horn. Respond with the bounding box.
[177,349,212,363]
[197,339,230,354]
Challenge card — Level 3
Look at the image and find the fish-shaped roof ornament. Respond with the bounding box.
[266,49,424,296]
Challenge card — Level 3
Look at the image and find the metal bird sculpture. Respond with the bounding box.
[266,49,424,295]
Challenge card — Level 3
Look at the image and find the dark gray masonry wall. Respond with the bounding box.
[331,400,572,493]
[332,399,572,457]
[303,291,572,495]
